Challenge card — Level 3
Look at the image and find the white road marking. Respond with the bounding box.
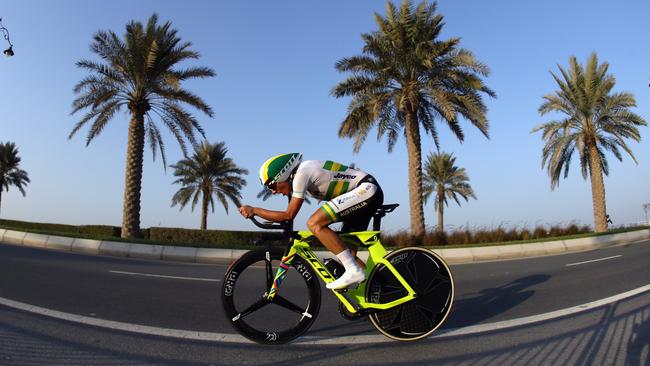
[0,283,648,345]
[566,255,622,267]
[109,270,220,282]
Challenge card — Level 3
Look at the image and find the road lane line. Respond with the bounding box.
[109,270,220,282]
[566,255,622,267]
[0,283,648,345]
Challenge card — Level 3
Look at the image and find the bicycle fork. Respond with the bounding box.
[266,251,295,301]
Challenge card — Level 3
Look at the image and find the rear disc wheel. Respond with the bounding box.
[366,247,454,341]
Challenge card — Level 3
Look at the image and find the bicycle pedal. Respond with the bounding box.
[338,302,368,321]
[337,290,362,313]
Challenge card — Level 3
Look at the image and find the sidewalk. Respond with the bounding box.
[1,228,648,265]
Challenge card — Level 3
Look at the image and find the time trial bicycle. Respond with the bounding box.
[221,204,454,344]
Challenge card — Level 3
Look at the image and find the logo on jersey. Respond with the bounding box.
[339,201,368,217]
[333,173,357,180]
[336,195,354,206]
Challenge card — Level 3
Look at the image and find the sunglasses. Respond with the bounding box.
[268,182,278,190]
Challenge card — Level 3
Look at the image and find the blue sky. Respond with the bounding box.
[1,0,649,233]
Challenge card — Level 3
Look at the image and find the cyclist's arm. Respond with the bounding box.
[244,197,304,222]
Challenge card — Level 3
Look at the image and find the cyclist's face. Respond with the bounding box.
[269,181,291,196]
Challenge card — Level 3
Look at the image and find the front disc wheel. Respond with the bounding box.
[221,247,321,344]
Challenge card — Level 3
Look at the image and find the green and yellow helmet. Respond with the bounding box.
[258,153,302,186]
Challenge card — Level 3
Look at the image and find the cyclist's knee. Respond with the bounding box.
[306,216,326,234]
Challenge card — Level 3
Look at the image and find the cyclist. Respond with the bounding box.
[239,153,384,290]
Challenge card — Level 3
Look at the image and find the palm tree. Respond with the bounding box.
[422,152,475,235]
[70,14,215,238]
[532,53,646,232]
[332,0,494,238]
[170,142,247,230]
[0,142,30,217]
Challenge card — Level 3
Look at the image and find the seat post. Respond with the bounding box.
[371,204,399,231]
[372,213,384,231]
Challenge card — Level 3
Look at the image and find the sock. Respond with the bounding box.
[336,249,360,272]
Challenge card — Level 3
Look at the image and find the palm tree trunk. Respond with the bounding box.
[121,114,145,239]
[200,188,209,230]
[437,187,444,235]
[405,111,425,238]
[0,190,3,218]
[588,144,608,232]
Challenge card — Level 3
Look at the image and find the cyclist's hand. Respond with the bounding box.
[239,205,255,218]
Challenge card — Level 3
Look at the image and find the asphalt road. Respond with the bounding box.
[0,239,649,365]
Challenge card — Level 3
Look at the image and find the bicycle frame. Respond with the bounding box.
[266,230,417,314]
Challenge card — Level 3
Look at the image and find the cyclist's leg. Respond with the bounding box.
[306,209,346,254]
[319,181,383,232]
[307,210,365,269]
[340,183,383,269]
[338,180,384,233]
[308,181,383,289]
[306,210,364,289]
[350,247,366,269]
[340,219,370,269]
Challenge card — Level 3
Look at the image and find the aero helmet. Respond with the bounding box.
[259,153,302,186]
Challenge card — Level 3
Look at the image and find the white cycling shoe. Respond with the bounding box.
[326,268,365,290]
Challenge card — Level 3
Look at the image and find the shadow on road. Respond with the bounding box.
[444,274,551,328]
[625,301,650,366]
[1,288,648,365]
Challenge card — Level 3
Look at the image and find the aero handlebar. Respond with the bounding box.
[249,216,292,231]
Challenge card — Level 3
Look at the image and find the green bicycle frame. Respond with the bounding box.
[266,230,416,314]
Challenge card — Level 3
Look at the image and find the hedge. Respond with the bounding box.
[148,227,283,248]
[0,218,120,237]
[0,218,284,248]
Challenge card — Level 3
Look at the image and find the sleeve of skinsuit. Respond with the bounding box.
[291,167,308,199]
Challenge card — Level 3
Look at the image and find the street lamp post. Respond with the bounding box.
[1,18,14,57]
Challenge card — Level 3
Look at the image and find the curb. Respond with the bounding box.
[1,228,648,265]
